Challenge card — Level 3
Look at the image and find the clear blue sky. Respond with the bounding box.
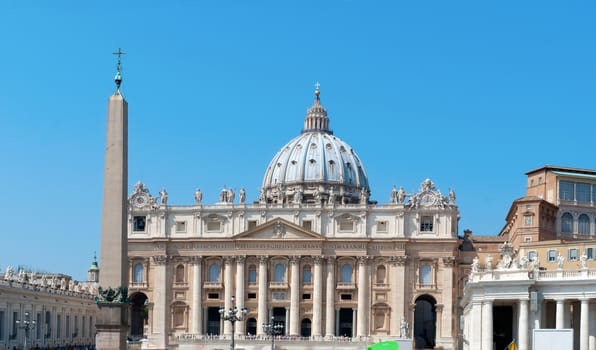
[1,1,595,281]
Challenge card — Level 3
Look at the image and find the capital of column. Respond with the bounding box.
[435,304,444,313]
[442,256,456,267]
[152,255,170,265]
[223,256,235,265]
[357,256,371,265]
[236,255,246,264]
[390,256,408,266]
[290,255,301,265]
[326,256,336,264]
[189,256,203,265]
[258,255,269,264]
[313,256,323,265]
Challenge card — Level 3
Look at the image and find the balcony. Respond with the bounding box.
[336,282,356,290]
[269,282,288,289]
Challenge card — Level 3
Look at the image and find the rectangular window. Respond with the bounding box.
[547,250,558,262]
[175,221,186,232]
[302,293,311,300]
[577,183,591,203]
[207,221,221,232]
[248,220,257,230]
[559,181,575,201]
[377,221,387,232]
[207,293,219,299]
[528,251,537,261]
[339,220,354,232]
[247,293,257,299]
[524,216,533,226]
[302,220,312,231]
[587,248,594,260]
[420,216,433,232]
[569,248,579,261]
[133,216,146,232]
[248,268,257,283]
[340,294,352,300]
[524,237,532,243]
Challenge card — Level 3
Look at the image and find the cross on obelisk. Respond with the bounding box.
[112,48,126,90]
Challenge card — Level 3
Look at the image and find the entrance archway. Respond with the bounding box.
[338,308,353,337]
[272,307,287,335]
[300,318,311,337]
[414,295,436,349]
[130,292,148,340]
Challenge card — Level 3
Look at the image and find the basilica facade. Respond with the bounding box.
[125,89,461,349]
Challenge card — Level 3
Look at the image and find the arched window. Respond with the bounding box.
[303,265,312,284]
[133,263,144,283]
[579,214,590,235]
[341,263,353,283]
[209,263,221,282]
[376,265,386,284]
[419,265,432,286]
[248,265,257,284]
[274,263,286,282]
[175,264,185,283]
[561,212,573,233]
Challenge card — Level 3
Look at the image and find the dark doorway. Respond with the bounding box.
[494,306,513,350]
[414,295,436,349]
[246,317,257,336]
[301,318,311,337]
[273,307,287,336]
[130,293,148,340]
[338,308,353,338]
[206,307,221,335]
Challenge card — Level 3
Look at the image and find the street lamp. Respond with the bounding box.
[219,296,247,350]
[16,312,36,350]
[262,316,284,350]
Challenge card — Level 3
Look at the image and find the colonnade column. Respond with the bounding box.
[152,255,170,349]
[441,257,455,338]
[190,256,202,335]
[235,256,246,336]
[581,299,589,350]
[289,256,300,336]
[257,256,268,336]
[481,300,493,350]
[312,256,323,338]
[325,257,336,338]
[519,299,529,350]
[356,256,370,338]
[556,299,565,329]
[589,303,596,350]
[470,301,482,350]
[390,256,407,336]
[223,256,234,336]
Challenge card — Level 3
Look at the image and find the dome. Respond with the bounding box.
[260,89,370,205]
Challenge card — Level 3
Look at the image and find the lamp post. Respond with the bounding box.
[219,296,247,350]
[16,312,36,350]
[262,316,283,350]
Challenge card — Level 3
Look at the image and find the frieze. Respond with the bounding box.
[236,242,321,250]
[326,243,367,250]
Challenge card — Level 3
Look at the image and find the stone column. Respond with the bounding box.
[151,255,170,349]
[581,299,589,350]
[390,256,407,336]
[223,256,234,336]
[235,256,246,336]
[441,257,455,338]
[519,299,529,350]
[589,303,596,350]
[257,256,268,336]
[556,299,565,329]
[312,256,323,338]
[470,301,482,350]
[357,256,370,337]
[481,300,493,350]
[190,256,202,335]
[325,257,336,338]
[289,256,301,336]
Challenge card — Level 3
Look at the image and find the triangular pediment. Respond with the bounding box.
[235,218,324,241]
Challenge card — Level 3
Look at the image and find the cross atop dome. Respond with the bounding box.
[303,84,330,134]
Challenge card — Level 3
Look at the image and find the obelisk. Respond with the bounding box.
[96,48,129,350]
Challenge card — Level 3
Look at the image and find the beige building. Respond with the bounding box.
[461,166,596,350]
[0,261,99,349]
[125,89,462,350]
